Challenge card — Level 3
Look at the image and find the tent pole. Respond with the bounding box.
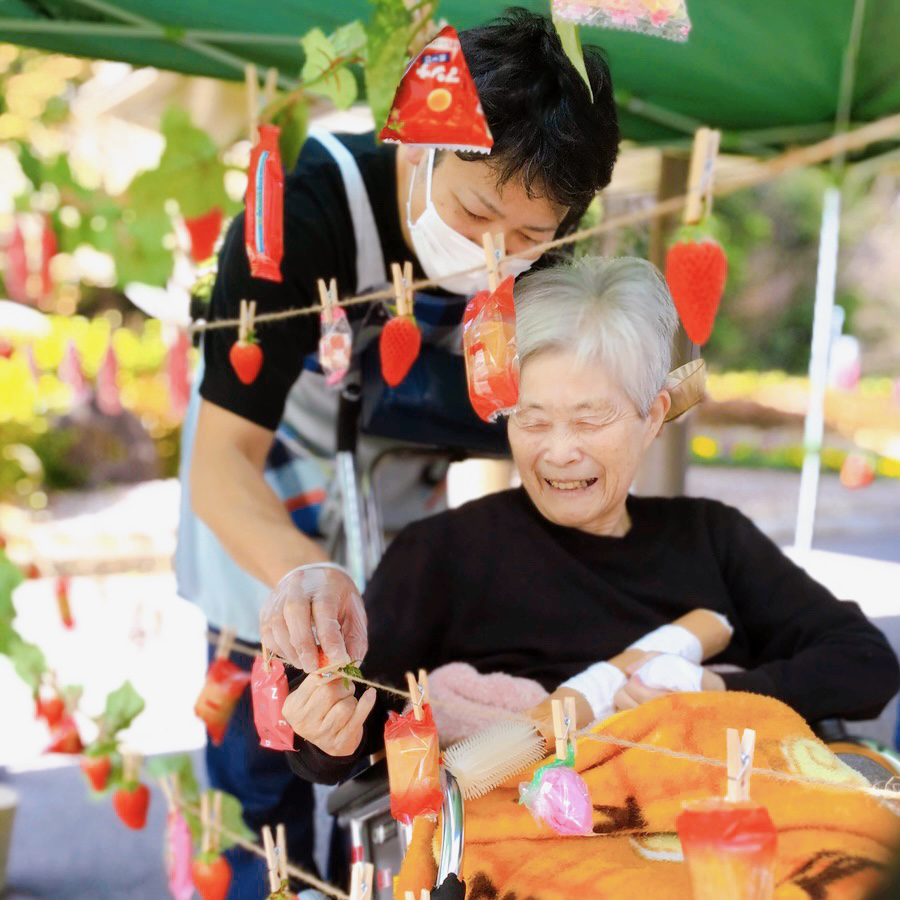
[793,186,841,555]
[66,0,297,89]
[633,152,692,499]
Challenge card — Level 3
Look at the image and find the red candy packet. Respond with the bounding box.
[250,655,295,752]
[194,658,251,746]
[463,275,519,422]
[245,124,284,282]
[379,26,493,153]
[384,703,442,825]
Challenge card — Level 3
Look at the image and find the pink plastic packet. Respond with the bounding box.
[166,808,194,900]
[518,757,593,836]
[462,275,519,422]
[251,655,295,751]
[318,306,353,386]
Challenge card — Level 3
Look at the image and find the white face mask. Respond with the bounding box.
[406,150,536,296]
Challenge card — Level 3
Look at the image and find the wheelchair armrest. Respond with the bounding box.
[327,757,390,817]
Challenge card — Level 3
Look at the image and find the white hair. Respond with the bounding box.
[514,256,678,417]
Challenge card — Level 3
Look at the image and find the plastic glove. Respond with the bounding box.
[259,563,367,673]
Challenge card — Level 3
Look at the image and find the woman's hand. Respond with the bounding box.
[613,651,725,712]
[260,563,368,673]
[282,673,377,757]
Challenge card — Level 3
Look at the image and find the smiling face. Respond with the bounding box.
[403,149,566,260]
[508,348,670,536]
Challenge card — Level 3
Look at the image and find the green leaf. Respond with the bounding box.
[332,20,368,63]
[6,635,47,693]
[301,28,358,111]
[128,107,230,219]
[552,18,592,101]
[218,791,256,850]
[0,551,23,627]
[272,99,309,172]
[147,754,202,842]
[102,681,145,736]
[365,0,413,133]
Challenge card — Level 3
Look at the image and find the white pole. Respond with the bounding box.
[793,186,842,555]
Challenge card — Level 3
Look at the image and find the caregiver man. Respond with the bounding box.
[176,8,620,894]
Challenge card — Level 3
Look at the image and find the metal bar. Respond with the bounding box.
[794,186,841,554]
[436,771,464,885]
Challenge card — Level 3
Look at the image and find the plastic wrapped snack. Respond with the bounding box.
[245,124,284,282]
[318,306,352,386]
[379,26,493,153]
[518,750,593,836]
[251,655,295,751]
[384,703,442,825]
[676,799,777,900]
[194,659,252,746]
[462,275,519,422]
[552,0,691,41]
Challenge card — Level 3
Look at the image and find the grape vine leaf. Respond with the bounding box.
[365,0,413,134]
[300,28,358,111]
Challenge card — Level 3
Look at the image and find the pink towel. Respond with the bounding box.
[427,662,548,745]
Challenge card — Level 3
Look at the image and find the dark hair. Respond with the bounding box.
[457,8,619,230]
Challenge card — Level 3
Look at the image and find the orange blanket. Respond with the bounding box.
[397,692,899,899]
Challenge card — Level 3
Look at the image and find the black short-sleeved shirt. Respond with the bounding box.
[200,132,425,431]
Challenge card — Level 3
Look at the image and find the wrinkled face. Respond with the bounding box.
[508,349,667,535]
[407,150,565,260]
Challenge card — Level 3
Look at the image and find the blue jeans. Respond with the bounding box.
[205,639,317,899]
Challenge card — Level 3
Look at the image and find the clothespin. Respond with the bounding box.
[263,67,279,108]
[404,891,431,900]
[122,749,142,784]
[725,727,756,803]
[349,861,374,900]
[211,791,223,854]
[391,262,414,317]
[200,791,211,855]
[215,627,236,660]
[551,696,577,761]
[262,823,290,892]
[245,64,259,143]
[238,300,257,344]
[405,670,428,722]
[683,126,721,225]
[318,277,339,325]
[482,232,505,292]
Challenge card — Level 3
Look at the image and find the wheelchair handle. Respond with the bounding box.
[437,769,465,884]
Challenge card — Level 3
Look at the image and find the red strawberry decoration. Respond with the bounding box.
[184,207,223,263]
[665,238,728,345]
[230,299,263,385]
[24,562,41,579]
[56,575,74,629]
[45,715,84,754]
[80,754,112,791]
[191,855,233,900]
[113,782,150,829]
[380,262,421,387]
[840,452,876,489]
[35,694,65,727]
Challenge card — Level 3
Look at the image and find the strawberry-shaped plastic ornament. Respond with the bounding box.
[184,207,224,263]
[665,238,728,345]
[230,299,263,385]
[380,262,421,387]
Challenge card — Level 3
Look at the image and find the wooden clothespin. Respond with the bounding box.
[212,791,222,854]
[551,696,577,761]
[263,67,279,108]
[683,126,721,225]
[725,727,756,803]
[238,300,257,344]
[482,232,505,292]
[405,670,428,722]
[349,861,374,900]
[245,64,259,143]
[317,277,339,325]
[262,823,290,891]
[391,262,414,317]
[122,749,142,784]
[200,791,211,855]
[404,891,431,900]
[215,627,236,660]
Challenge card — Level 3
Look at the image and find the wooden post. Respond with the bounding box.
[633,152,693,499]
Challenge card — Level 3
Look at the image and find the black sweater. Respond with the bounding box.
[287,489,899,783]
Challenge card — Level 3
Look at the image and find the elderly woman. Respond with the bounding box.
[278,256,899,779]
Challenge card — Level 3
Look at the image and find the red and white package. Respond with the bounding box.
[384,703,442,825]
[463,275,519,422]
[250,655,295,752]
[194,659,251,746]
[245,124,284,282]
[379,26,493,153]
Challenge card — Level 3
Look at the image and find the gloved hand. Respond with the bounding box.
[259,563,368,673]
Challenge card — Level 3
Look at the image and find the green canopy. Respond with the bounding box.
[1,0,898,151]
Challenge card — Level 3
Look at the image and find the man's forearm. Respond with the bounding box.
[191,444,328,588]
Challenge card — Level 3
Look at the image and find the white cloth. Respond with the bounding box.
[633,653,704,692]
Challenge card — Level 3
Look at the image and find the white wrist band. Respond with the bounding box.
[634,654,703,692]
[561,662,627,723]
